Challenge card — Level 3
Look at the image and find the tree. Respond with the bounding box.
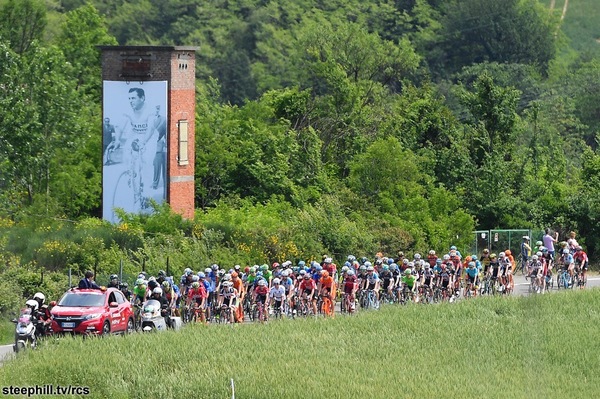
[0,0,47,54]
[56,3,117,96]
[426,0,558,77]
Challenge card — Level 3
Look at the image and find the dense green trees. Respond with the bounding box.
[0,0,599,308]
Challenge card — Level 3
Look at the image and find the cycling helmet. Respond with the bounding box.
[135,278,144,286]
[364,261,372,268]
[303,274,311,280]
[223,273,232,281]
[408,262,414,268]
[536,241,543,246]
[385,258,393,265]
[161,281,170,288]
[429,250,435,256]
[391,263,398,270]
[258,279,268,286]
[443,254,450,261]
[244,266,250,273]
[414,253,421,260]
[184,268,192,275]
[468,262,476,268]
[315,265,323,272]
[540,246,548,252]
[234,265,241,270]
[404,269,412,275]
[359,265,367,271]
[347,255,356,262]
[499,252,505,258]
[261,264,268,271]
[272,262,280,269]
[110,274,118,281]
[272,278,281,285]
[366,266,374,272]
[299,270,307,276]
[532,255,539,261]
[250,266,257,273]
[562,248,569,254]
[321,271,329,278]
[450,245,457,251]
[324,258,332,264]
[375,259,383,266]
[347,269,355,276]
[192,275,200,282]
[576,246,583,252]
[191,282,200,288]
[158,270,166,277]
[33,292,45,305]
[152,287,163,295]
[536,251,543,257]
[298,260,306,267]
[382,265,389,271]
[222,281,233,288]
[471,255,478,261]
[203,268,210,274]
[256,271,263,278]
[282,269,290,277]
[218,270,225,277]
[210,264,219,271]
[122,282,129,288]
[344,261,351,268]
[341,266,349,273]
[26,299,38,311]
[490,253,497,259]
[148,276,156,282]
[231,272,238,278]
[402,258,409,265]
[198,272,206,279]
[436,258,442,264]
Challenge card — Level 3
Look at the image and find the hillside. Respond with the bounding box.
[544,0,600,56]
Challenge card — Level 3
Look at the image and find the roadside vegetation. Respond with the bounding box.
[1,290,599,398]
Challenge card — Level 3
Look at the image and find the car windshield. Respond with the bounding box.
[58,292,105,307]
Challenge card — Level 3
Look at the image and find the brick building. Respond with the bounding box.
[99,46,196,220]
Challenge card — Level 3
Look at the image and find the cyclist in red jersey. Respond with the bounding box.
[186,281,207,323]
[299,274,317,315]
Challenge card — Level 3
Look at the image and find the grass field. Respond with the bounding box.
[1,290,599,398]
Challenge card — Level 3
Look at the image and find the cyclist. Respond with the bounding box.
[560,248,575,280]
[380,264,395,300]
[254,279,269,321]
[132,278,149,305]
[464,262,478,297]
[299,273,317,316]
[436,263,452,300]
[530,255,543,292]
[427,250,438,267]
[323,258,337,281]
[186,280,207,323]
[217,280,238,323]
[480,249,492,274]
[161,280,180,316]
[343,269,358,312]
[574,247,589,286]
[319,270,335,316]
[269,278,286,317]
[400,268,417,302]
[120,282,133,301]
[364,265,380,303]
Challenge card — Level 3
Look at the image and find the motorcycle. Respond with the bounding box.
[140,300,168,332]
[12,308,37,353]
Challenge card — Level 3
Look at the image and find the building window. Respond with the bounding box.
[178,120,189,165]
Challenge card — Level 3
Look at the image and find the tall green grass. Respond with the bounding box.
[1,291,600,398]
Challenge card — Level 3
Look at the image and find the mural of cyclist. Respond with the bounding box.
[102,81,168,223]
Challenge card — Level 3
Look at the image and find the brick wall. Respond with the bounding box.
[100,46,197,220]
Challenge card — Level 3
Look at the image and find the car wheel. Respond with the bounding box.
[126,318,134,334]
[101,320,111,336]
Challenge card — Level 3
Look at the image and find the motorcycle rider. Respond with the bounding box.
[32,292,52,337]
[107,274,120,288]
[150,287,171,327]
